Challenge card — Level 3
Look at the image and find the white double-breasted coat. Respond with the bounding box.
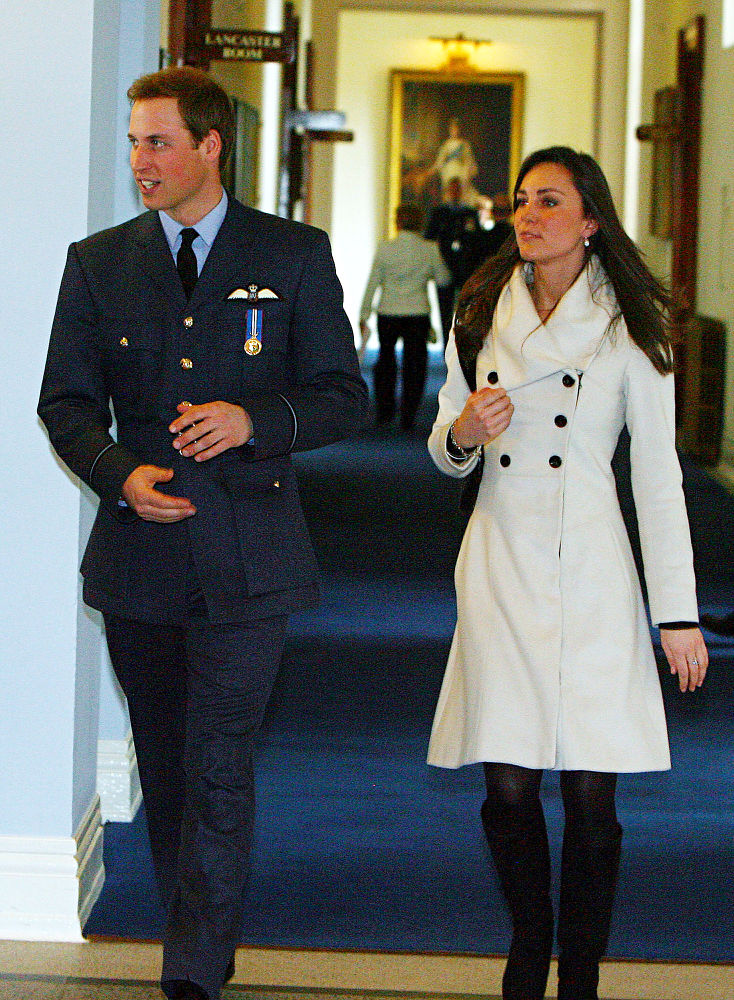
[427,259,699,772]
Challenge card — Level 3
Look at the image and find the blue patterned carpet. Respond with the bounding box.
[86,353,734,961]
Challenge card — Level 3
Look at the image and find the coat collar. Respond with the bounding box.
[188,198,261,307]
[129,211,183,304]
[492,256,618,390]
[130,199,260,308]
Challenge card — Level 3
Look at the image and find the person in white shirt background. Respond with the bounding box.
[360,205,451,429]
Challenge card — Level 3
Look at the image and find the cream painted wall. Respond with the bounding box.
[208,1,267,113]
[310,0,629,233]
[168,0,312,213]
[634,4,680,279]
[331,7,598,329]
[637,0,734,482]
[696,4,734,477]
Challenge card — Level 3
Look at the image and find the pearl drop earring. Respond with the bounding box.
[584,237,590,248]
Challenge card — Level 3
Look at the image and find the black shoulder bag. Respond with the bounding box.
[456,342,485,515]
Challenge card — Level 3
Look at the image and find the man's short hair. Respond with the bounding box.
[395,205,424,232]
[127,67,235,168]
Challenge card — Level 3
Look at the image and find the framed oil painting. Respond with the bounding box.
[388,69,524,235]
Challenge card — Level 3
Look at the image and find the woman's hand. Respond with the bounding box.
[453,386,513,449]
[660,627,708,692]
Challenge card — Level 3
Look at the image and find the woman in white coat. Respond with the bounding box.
[427,147,708,1000]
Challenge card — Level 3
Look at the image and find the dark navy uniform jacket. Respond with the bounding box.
[39,197,367,623]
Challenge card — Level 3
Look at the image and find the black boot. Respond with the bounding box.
[557,819,623,1000]
[481,799,554,1000]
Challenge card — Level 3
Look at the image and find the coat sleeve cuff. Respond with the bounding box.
[237,391,296,459]
[89,441,143,503]
[444,425,482,470]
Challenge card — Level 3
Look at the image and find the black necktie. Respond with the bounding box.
[177,228,199,299]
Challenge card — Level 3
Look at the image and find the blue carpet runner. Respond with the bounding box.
[85,354,734,961]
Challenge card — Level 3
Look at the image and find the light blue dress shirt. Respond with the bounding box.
[159,189,228,274]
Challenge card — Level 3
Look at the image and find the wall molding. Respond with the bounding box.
[97,729,142,824]
[0,795,105,941]
[710,438,734,495]
[713,464,734,494]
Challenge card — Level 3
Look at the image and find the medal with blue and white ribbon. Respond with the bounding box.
[244,307,262,356]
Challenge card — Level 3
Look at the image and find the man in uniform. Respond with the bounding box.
[424,177,485,346]
[38,67,367,1000]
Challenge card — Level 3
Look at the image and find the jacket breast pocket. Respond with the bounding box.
[216,300,292,392]
[100,326,163,420]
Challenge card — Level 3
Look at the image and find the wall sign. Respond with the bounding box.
[199,28,294,63]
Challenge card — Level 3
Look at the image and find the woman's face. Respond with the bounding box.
[513,162,598,272]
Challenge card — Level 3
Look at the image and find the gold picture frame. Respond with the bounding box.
[388,69,524,235]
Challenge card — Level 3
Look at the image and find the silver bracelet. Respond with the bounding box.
[448,420,480,459]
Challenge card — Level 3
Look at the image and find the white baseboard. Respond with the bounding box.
[97,729,142,823]
[0,794,105,941]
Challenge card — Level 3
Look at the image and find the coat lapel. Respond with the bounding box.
[129,211,187,306]
[187,199,260,308]
[493,257,618,390]
[129,201,261,310]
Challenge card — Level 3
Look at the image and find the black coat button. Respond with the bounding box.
[562,373,575,387]
[555,414,568,427]
[549,455,562,468]
[488,371,499,384]
[500,454,511,467]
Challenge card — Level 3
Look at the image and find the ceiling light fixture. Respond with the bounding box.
[429,32,492,71]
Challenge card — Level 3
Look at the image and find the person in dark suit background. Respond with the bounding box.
[424,177,487,346]
[480,191,514,260]
[38,67,367,1000]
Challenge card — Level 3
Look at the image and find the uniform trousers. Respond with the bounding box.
[105,606,287,1000]
[374,314,431,429]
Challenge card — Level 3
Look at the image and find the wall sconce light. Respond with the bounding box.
[429,32,492,71]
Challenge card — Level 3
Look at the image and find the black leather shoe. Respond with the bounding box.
[165,954,234,998]
[701,610,734,637]
[170,983,207,1000]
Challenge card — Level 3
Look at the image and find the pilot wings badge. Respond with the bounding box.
[227,285,281,301]
[227,284,282,356]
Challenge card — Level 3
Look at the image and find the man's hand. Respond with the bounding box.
[169,401,253,461]
[122,465,196,522]
[453,386,514,449]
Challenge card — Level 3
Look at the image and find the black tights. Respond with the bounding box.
[482,764,621,1000]
[483,763,618,831]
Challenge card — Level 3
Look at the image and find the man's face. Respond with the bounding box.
[128,97,221,225]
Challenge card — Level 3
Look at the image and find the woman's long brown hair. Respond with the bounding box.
[454,146,677,378]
